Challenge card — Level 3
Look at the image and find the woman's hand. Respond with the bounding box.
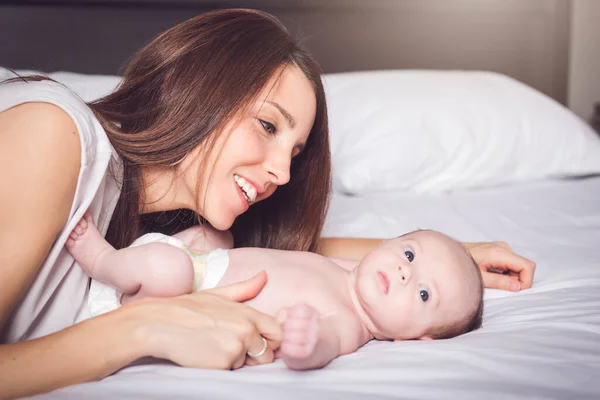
[123,271,281,370]
[463,241,536,292]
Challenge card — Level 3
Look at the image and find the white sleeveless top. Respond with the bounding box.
[0,79,122,343]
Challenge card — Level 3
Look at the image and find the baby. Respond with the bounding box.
[66,213,484,370]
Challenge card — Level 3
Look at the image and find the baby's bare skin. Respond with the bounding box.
[218,248,372,367]
[221,249,355,316]
[67,218,480,370]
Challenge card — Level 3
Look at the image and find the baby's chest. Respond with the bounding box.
[245,268,351,316]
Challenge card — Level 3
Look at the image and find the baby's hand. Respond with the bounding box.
[278,303,320,367]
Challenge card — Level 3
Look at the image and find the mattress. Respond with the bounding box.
[31,176,600,400]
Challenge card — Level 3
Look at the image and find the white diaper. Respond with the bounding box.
[76,233,230,322]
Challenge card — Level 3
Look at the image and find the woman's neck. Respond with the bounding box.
[139,166,191,214]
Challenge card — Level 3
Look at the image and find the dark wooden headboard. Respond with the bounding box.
[0,0,571,103]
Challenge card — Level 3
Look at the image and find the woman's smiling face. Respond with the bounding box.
[187,64,317,230]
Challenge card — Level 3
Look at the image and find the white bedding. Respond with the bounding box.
[31,176,600,400]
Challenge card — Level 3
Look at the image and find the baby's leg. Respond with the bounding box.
[114,243,195,304]
[66,213,194,301]
[66,212,115,280]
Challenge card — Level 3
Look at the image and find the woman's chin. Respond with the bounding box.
[205,214,235,231]
[206,220,228,231]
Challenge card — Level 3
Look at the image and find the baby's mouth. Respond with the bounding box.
[377,271,390,295]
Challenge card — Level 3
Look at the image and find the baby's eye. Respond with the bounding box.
[419,285,430,302]
[259,119,276,135]
[404,247,415,262]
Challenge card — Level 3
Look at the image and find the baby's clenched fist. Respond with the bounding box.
[277,303,320,368]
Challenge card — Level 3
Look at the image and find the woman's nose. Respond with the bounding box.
[397,264,412,285]
[265,149,291,186]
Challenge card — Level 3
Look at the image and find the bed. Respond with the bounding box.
[24,175,600,399]
[38,181,600,398]
[4,64,597,400]
[2,1,600,399]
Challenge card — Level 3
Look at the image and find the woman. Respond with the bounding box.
[0,9,534,399]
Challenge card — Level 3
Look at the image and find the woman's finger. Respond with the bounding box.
[472,245,536,290]
[244,348,274,366]
[244,333,275,366]
[486,251,536,289]
[514,258,536,289]
[211,330,246,370]
[231,347,248,370]
[249,308,282,345]
[482,270,521,292]
[240,309,281,366]
[206,271,268,302]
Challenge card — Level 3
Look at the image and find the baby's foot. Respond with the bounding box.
[278,303,320,370]
[65,212,113,278]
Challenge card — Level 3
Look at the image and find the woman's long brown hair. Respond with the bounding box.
[5,9,331,252]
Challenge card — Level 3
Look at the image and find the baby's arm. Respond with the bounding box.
[277,304,360,370]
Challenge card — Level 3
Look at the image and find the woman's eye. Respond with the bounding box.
[419,285,430,302]
[404,247,415,262]
[259,119,276,135]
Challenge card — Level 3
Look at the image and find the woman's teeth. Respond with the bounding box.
[234,174,257,202]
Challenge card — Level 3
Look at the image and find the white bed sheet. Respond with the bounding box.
[29,176,600,400]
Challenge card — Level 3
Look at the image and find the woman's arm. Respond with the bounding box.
[0,102,81,328]
[1,272,281,399]
[317,237,381,261]
[0,102,99,398]
[0,104,282,398]
[317,237,536,290]
[0,310,143,399]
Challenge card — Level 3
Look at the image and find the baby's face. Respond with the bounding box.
[352,230,479,340]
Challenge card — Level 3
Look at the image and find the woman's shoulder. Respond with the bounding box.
[0,100,81,181]
[6,100,78,131]
[1,78,114,161]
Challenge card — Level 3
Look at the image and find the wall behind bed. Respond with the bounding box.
[568,0,600,124]
[0,0,589,113]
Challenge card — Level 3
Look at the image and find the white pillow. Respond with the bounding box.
[44,71,121,102]
[324,70,600,194]
[1,69,121,102]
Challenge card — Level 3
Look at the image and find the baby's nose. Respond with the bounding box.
[397,265,412,285]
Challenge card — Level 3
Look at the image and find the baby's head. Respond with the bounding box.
[351,230,484,341]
